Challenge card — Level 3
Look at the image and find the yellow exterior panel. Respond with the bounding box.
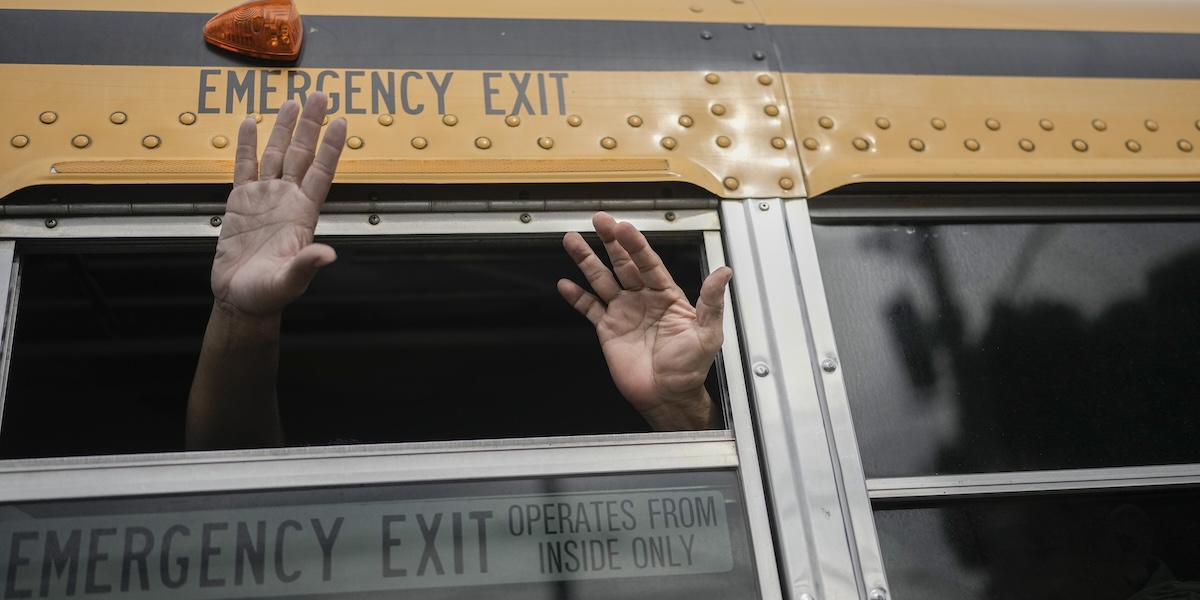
[786,73,1200,196]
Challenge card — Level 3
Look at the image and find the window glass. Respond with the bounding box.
[875,489,1200,600]
[0,470,759,599]
[1,234,715,458]
[814,221,1200,477]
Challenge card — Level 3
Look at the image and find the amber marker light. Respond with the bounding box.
[204,0,303,61]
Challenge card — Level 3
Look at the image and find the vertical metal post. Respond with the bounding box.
[0,242,19,434]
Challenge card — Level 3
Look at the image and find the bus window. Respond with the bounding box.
[0,470,760,599]
[0,233,719,459]
[813,219,1200,477]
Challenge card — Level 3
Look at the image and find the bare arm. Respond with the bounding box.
[186,94,346,450]
[559,212,732,431]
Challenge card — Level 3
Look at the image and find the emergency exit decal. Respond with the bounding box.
[2,488,731,598]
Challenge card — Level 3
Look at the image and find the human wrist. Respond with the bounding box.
[208,299,282,343]
[640,388,720,432]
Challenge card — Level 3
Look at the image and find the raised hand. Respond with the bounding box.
[212,93,346,316]
[559,212,733,431]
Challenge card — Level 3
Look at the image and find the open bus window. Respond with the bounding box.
[0,234,718,459]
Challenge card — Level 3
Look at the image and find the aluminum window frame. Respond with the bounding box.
[0,207,784,599]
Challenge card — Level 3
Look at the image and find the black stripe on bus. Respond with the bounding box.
[0,10,772,71]
[772,25,1200,79]
[1,9,1198,78]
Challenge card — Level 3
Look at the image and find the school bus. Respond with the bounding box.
[1,1,1199,598]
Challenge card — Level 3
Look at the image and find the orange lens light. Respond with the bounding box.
[204,0,303,61]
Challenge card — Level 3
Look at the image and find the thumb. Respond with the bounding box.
[696,266,732,331]
[279,243,337,300]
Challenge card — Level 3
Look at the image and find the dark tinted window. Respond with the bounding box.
[814,221,1200,477]
[875,490,1200,600]
[1,235,712,458]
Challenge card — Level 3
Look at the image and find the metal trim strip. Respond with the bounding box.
[868,464,1200,499]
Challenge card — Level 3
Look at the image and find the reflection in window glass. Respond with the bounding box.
[0,470,759,599]
[814,221,1200,477]
[876,490,1200,600]
[0,235,713,458]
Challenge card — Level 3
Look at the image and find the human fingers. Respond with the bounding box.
[233,118,258,187]
[300,117,347,204]
[259,100,301,180]
[563,231,621,302]
[614,221,677,291]
[557,279,606,326]
[592,212,645,291]
[278,243,337,300]
[281,93,328,184]
[696,266,733,331]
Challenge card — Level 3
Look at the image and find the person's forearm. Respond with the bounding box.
[186,300,285,450]
[639,389,721,432]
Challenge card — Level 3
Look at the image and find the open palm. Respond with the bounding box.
[559,212,732,430]
[212,94,346,316]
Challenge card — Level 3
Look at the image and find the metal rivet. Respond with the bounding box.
[758,202,770,211]
[251,113,263,123]
[321,115,330,126]
[346,136,364,150]
[764,105,780,117]
[10,135,29,148]
[705,73,720,84]
[1196,120,1200,131]
[909,138,925,151]
[779,177,794,190]
[476,137,492,149]
[818,117,834,129]
[505,115,521,127]
[931,118,946,130]
[442,114,459,126]
[753,362,770,376]
[1039,118,1054,131]
[985,118,1001,131]
[212,135,229,149]
[1145,119,1159,132]
[71,135,91,149]
[876,117,891,130]
[744,23,755,30]
[1180,140,1194,152]
[678,115,694,128]
[519,213,533,223]
[665,211,677,222]
[600,137,617,149]
[1019,139,1035,152]
[110,112,127,125]
[821,358,838,373]
[1073,139,1088,152]
[716,136,731,148]
[209,216,222,227]
[868,589,888,600]
[368,214,381,225]
[964,138,981,151]
[1093,119,1108,132]
[378,114,394,126]
[802,138,817,150]
[732,0,745,4]
[567,115,583,127]
[758,74,773,85]
[689,5,703,12]
[723,177,739,190]
[752,51,766,61]
[142,135,160,149]
[44,218,58,229]
[538,137,554,149]
[852,138,870,151]
[711,104,727,116]
[179,112,197,126]
[700,30,713,40]
[40,111,57,124]
[772,137,789,149]
[627,115,643,127]
[1126,140,1142,153]
[661,137,677,150]
[411,136,428,149]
